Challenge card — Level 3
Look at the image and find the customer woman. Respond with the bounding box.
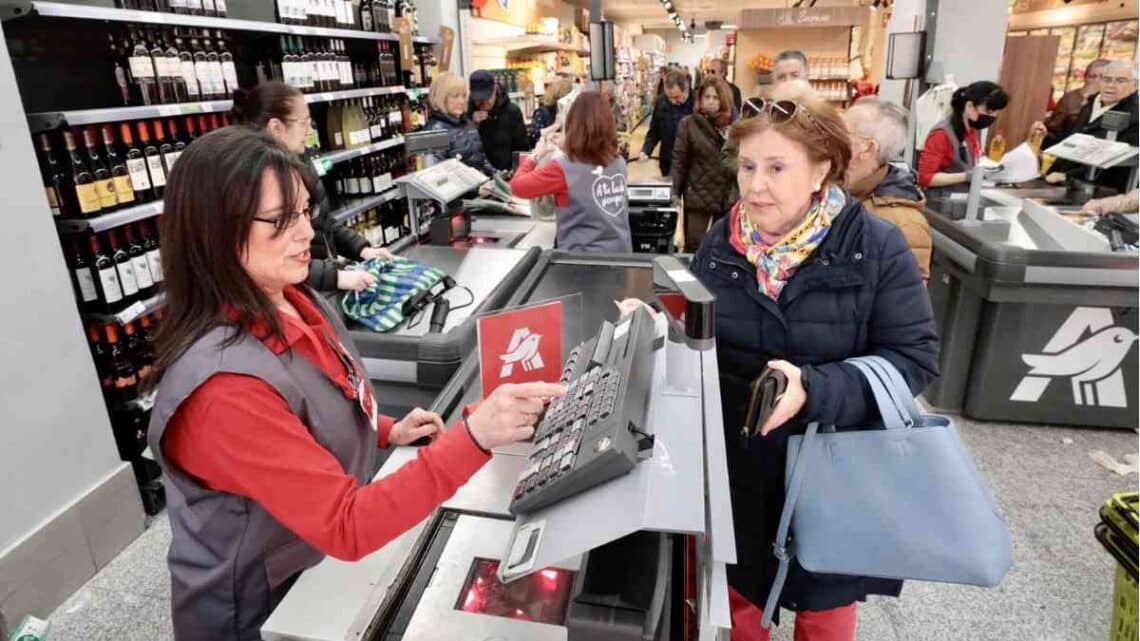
[231,82,389,293]
[671,76,736,252]
[149,127,562,641]
[423,71,495,174]
[529,76,573,147]
[510,91,632,252]
[691,96,939,640]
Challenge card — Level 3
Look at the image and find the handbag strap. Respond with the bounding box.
[855,355,923,426]
[842,359,910,430]
[760,421,820,628]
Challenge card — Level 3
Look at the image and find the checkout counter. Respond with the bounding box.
[923,182,1138,429]
[262,254,735,641]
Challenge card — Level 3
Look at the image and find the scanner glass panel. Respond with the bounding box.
[455,558,575,625]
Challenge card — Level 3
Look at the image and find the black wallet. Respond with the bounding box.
[740,368,788,447]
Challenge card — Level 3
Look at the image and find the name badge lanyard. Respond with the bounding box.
[318,327,380,432]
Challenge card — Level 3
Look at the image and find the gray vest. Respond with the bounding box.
[553,155,633,252]
[925,116,976,196]
[147,293,376,641]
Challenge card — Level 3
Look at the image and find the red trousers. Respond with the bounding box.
[729,587,857,641]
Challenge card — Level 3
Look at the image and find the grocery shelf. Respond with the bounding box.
[55,200,164,235]
[310,135,404,175]
[83,292,166,325]
[331,185,402,223]
[302,85,407,104]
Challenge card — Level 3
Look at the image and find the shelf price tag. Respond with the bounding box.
[157,105,181,117]
[312,157,333,177]
[114,300,147,325]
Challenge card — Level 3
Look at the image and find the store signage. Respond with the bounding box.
[1010,307,1138,407]
[439,26,455,72]
[394,17,415,70]
[739,6,869,29]
[477,300,563,397]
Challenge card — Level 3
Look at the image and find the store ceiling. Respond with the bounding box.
[603,0,865,31]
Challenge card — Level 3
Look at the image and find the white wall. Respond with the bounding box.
[0,25,125,553]
[645,29,730,73]
[928,0,1009,85]
[417,0,461,74]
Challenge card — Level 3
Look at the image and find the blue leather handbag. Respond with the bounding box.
[761,355,1012,628]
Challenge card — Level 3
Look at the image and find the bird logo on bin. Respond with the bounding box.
[499,328,545,378]
[477,301,563,398]
[1011,307,1138,408]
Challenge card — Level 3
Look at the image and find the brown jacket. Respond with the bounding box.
[671,112,735,216]
[849,164,932,281]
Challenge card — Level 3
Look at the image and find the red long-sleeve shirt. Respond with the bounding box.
[163,286,491,562]
[917,127,980,187]
[510,155,570,206]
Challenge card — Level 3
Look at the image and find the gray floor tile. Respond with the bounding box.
[48,587,172,641]
[86,516,172,603]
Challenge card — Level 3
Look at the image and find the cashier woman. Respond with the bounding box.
[147,126,564,641]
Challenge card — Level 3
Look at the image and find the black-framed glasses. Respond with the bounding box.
[252,204,315,226]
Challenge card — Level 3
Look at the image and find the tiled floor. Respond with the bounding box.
[45,411,1137,641]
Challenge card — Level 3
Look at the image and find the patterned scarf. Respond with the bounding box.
[342,257,449,332]
[729,184,846,300]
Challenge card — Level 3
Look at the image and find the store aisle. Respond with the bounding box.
[42,410,1136,641]
[626,122,671,184]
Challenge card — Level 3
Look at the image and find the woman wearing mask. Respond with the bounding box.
[917,81,1009,194]
[671,76,737,252]
[150,127,563,641]
[423,72,495,174]
[691,96,938,640]
[231,82,390,293]
[509,91,632,252]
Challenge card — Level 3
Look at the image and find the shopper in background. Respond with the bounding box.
[705,58,743,115]
[843,97,931,280]
[916,81,1009,195]
[638,69,694,178]
[654,66,670,99]
[1045,60,1139,193]
[150,127,564,641]
[530,77,573,147]
[231,82,390,293]
[510,91,632,252]
[772,50,809,84]
[671,77,737,252]
[1044,58,1108,137]
[691,94,938,641]
[468,69,529,172]
[423,72,494,174]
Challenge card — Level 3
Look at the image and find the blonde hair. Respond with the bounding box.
[544,77,573,108]
[429,72,468,113]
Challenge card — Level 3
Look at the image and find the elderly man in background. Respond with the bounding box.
[773,50,810,84]
[704,58,742,114]
[843,97,932,280]
[1045,59,1108,138]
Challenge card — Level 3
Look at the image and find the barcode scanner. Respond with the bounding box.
[740,367,788,447]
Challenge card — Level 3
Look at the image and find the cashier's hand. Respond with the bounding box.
[467,382,567,450]
[759,360,806,436]
[337,270,377,292]
[360,246,394,261]
[390,407,446,445]
[1045,172,1067,185]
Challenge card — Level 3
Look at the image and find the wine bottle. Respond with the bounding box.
[213,0,227,18]
[163,30,188,103]
[108,230,140,304]
[108,33,132,107]
[68,236,99,312]
[358,158,373,195]
[101,124,135,207]
[155,120,178,178]
[217,31,238,98]
[168,119,188,155]
[119,123,153,204]
[106,324,139,404]
[141,220,164,285]
[36,133,66,218]
[87,324,114,400]
[197,114,211,138]
[169,0,188,17]
[147,29,174,104]
[175,30,201,103]
[64,130,102,217]
[138,121,167,198]
[204,31,226,101]
[201,0,216,17]
[124,321,154,381]
[90,233,125,313]
[192,31,215,100]
[338,40,354,88]
[82,127,118,212]
[128,28,160,106]
[360,0,373,31]
[326,101,344,150]
[125,224,155,299]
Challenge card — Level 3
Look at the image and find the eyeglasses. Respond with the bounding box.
[1102,76,1134,86]
[742,97,818,128]
[252,204,315,226]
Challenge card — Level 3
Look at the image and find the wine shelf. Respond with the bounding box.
[28,86,411,133]
[55,200,164,234]
[331,184,401,223]
[83,291,167,325]
[310,134,404,174]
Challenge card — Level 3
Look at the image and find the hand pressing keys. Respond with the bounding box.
[466,382,566,450]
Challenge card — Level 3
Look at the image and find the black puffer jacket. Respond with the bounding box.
[470,90,529,171]
[307,180,371,291]
[691,198,939,619]
[424,110,494,174]
[641,92,693,177]
[671,113,734,214]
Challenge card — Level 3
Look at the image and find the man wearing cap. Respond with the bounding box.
[468,70,530,172]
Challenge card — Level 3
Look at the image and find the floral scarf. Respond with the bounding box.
[729,184,846,300]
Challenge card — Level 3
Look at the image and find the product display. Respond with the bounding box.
[114,27,240,106]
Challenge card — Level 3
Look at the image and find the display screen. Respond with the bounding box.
[455,558,575,625]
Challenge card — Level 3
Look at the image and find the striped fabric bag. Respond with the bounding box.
[341,258,449,332]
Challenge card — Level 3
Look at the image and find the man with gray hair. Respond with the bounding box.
[1045,58,1109,137]
[843,97,932,280]
[773,50,809,84]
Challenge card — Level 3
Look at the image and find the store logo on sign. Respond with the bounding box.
[1010,307,1137,407]
[499,327,545,378]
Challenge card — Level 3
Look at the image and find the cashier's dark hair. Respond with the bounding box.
[950,81,1009,147]
[152,127,318,383]
[229,81,303,129]
[563,91,619,167]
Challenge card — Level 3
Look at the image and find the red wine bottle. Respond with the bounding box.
[36,133,67,218]
[125,224,155,300]
[90,233,125,313]
[101,124,136,208]
[68,236,99,312]
[124,321,154,381]
[107,230,140,306]
[120,123,154,203]
[106,324,139,404]
[141,221,164,286]
[138,122,166,199]
[64,130,102,218]
[87,324,114,400]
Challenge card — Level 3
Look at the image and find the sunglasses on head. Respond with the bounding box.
[742,97,816,127]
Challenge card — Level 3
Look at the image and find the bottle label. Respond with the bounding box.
[45,187,61,216]
[347,177,360,195]
[162,56,180,78]
[146,249,164,282]
[113,176,136,204]
[129,56,155,79]
[187,0,203,10]
[388,111,401,127]
[348,129,369,146]
[222,61,239,92]
[126,158,152,191]
[214,0,226,12]
[370,124,383,140]
[75,267,98,302]
[146,155,167,188]
[334,132,344,147]
[209,62,226,95]
[98,267,124,303]
[182,61,201,97]
[117,260,139,296]
[359,177,373,194]
[163,152,180,172]
[132,255,155,289]
[341,61,353,86]
[169,0,187,8]
[75,183,102,214]
[196,60,215,94]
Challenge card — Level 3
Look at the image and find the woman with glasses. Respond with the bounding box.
[149,127,563,641]
[690,95,938,640]
[231,82,391,293]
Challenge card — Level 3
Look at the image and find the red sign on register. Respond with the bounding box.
[476,300,563,398]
